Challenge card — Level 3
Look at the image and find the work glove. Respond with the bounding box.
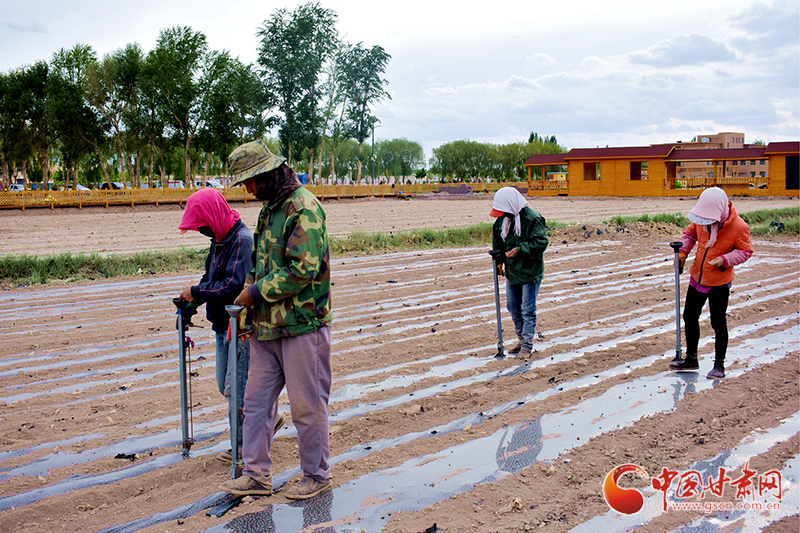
[678,251,687,274]
[496,264,504,277]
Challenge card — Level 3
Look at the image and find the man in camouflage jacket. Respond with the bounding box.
[220,139,333,501]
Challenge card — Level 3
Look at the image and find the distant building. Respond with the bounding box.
[524,134,798,197]
[655,132,768,181]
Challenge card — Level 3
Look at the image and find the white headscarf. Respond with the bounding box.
[492,187,530,240]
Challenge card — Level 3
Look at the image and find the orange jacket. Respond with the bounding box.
[685,203,752,287]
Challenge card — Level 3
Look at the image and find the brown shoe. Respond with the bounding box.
[220,475,272,496]
[284,476,332,500]
[518,346,537,360]
[507,335,523,354]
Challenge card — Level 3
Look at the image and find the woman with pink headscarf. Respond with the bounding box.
[670,187,753,379]
[177,188,254,459]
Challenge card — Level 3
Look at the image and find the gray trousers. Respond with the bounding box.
[242,326,332,486]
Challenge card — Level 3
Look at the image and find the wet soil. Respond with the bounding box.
[0,195,797,533]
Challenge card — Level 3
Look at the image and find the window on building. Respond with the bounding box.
[750,172,756,177]
[786,155,799,189]
[760,160,766,165]
[760,172,766,177]
[584,162,600,181]
[629,161,648,180]
[750,160,756,165]
[732,160,738,165]
[740,160,746,165]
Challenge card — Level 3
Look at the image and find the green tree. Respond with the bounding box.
[257,2,338,166]
[140,26,210,186]
[314,41,350,183]
[50,44,99,188]
[85,43,144,186]
[197,51,271,179]
[341,42,391,182]
[376,138,423,183]
[1,62,52,187]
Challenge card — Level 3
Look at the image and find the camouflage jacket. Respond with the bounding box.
[245,187,332,340]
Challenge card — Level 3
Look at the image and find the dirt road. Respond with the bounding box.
[0,194,796,257]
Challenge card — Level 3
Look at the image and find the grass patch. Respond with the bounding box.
[0,248,206,287]
[604,212,689,227]
[603,207,798,236]
[329,223,494,254]
[328,220,569,255]
[739,206,800,235]
[1,207,794,287]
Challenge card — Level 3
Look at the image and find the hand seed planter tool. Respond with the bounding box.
[173,298,198,457]
[208,305,247,518]
[669,242,684,364]
[489,250,505,359]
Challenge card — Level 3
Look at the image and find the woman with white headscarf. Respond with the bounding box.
[670,187,753,379]
[490,187,549,359]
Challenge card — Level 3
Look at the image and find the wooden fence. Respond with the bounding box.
[0,182,527,210]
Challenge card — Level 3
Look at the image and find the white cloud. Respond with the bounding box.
[0,21,48,34]
[422,86,458,96]
[728,0,800,53]
[627,33,737,67]
[527,53,556,66]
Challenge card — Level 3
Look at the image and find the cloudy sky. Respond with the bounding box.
[1,0,797,159]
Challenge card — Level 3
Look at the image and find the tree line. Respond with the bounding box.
[0,1,565,190]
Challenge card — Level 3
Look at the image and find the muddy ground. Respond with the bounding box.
[0,195,798,533]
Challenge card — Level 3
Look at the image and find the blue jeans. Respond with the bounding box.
[505,280,541,352]
[215,330,250,449]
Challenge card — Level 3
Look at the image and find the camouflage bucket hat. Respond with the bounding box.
[228,139,286,187]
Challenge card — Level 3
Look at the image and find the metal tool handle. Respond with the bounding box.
[225,305,245,479]
[173,298,192,457]
[489,250,504,358]
[669,242,683,363]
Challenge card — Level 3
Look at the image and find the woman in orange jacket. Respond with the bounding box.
[670,187,753,379]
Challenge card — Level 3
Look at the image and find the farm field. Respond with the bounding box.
[0,195,798,533]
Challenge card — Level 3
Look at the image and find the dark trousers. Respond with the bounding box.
[683,284,730,368]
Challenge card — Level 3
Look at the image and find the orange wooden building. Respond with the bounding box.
[524,141,799,197]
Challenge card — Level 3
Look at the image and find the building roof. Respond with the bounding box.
[563,145,674,160]
[522,140,798,168]
[765,142,800,154]
[665,147,767,161]
[523,153,568,166]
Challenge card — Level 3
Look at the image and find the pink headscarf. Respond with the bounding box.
[179,188,240,241]
[688,187,729,247]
